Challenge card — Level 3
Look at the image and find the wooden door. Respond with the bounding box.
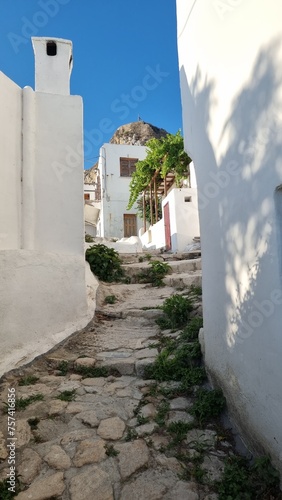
[123,214,137,237]
[163,202,171,250]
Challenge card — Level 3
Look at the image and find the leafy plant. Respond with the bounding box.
[180,317,203,342]
[189,284,202,297]
[127,131,192,209]
[216,455,281,499]
[125,428,138,441]
[145,340,202,384]
[136,260,171,286]
[161,294,193,329]
[190,388,226,425]
[85,244,124,282]
[18,375,39,386]
[167,421,194,445]
[14,394,44,411]
[56,390,76,402]
[137,415,150,425]
[104,294,117,304]
[154,400,170,427]
[104,444,120,457]
[57,360,69,376]
[136,196,162,224]
[149,260,171,286]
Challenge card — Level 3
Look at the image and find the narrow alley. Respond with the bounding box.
[0,255,280,499]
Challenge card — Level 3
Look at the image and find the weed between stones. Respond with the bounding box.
[18,375,39,386]
[3,394,44,413]
[56,390,76,402]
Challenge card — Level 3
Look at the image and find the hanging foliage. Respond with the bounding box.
[127,131,192,209]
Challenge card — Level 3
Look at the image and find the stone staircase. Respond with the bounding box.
[121,256,202,289]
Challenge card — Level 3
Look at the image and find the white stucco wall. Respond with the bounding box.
[177,0,282,471]
[0,38,91,377]
[0,72,22,250]
[32,92,84,255]
[163,187,199,252]
[98,143,147,238]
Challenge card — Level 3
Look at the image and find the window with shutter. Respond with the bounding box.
[120,158,138,177]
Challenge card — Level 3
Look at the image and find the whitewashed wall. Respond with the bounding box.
[0,72,22,250]
[163,187,199,252]
[0,38,93,377]
[98,143,147,238]
[177,0,282,471]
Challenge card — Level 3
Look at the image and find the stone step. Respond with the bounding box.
[122,258,201,278]
[163,270,202,289]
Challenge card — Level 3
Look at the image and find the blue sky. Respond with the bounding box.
[0,0,182,169]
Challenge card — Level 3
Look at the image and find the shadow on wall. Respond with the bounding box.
[180,38,282,456]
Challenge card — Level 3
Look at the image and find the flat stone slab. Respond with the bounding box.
[73,438,106,467]
[97,417,125,440]
[120,469,178,500]
[186,429,217,448]
[115,439,150,480]
[167,411,194,426]
[17,449,42,484]
[134,348,158,359]
[15,471,65,500]
[74,357,96,368]
[69,466,114,500]
[170,397,193,411]
[135,358,155,377]
[44,444,71,470]
[102,357,136,375]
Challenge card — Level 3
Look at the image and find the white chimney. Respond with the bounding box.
[32,37,73,95]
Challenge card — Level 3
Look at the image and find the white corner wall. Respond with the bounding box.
[0,72,22,250]
[0,39,91,377]
[163,187,199,252]
[177,0,282,472]
[99,143,147,238]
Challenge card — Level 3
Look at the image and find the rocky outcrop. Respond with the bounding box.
[110,120,168,146]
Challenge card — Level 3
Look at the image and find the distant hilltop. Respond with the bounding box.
[110,120,168,146]
[84,121,168,183]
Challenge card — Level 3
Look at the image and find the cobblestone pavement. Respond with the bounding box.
[0,278,235,500]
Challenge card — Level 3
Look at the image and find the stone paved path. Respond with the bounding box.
[0,263,234,500]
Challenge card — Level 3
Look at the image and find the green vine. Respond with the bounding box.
[127,131,192,210]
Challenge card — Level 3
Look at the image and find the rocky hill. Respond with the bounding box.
[110,120,168,146]
[84,121,168,183]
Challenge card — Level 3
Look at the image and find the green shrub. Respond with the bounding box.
[216,455,281,500]
[136,260,171,286]
[85,244,123,282]
[104,294,117,304]
[180,317,203,341]
[161,294,193,329]
[190,388,226,424]
[148,260,171,286]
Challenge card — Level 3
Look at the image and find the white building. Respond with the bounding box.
[0,37,96,376]
[84,182,100,237]
[96,143,147,238]
[177,0,282,472]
